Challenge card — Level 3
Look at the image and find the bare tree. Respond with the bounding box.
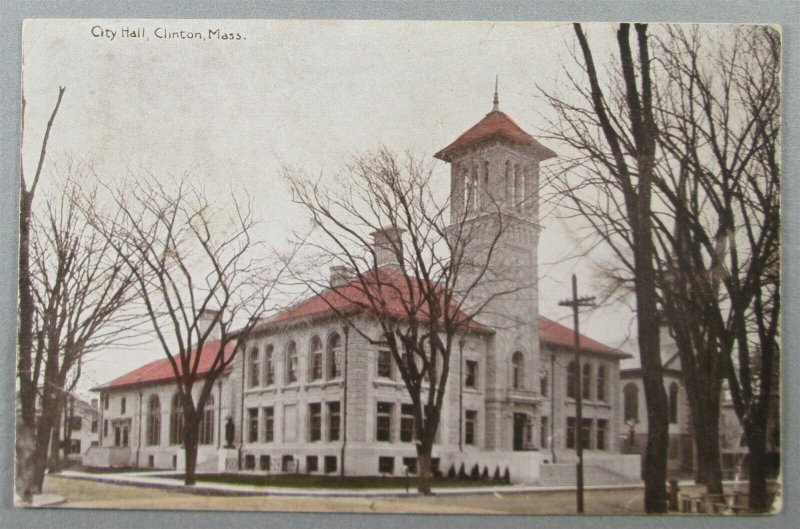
[95,176,281,485]
[542,24,669,512]
[287,148,516,494]
[24,171,141,492]
[16,86,65,504]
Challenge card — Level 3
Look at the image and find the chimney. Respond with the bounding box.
[371,227,405,268]
[197,308,221,341]
[329,265,354,287]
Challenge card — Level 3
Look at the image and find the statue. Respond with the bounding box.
[225,416,235,448]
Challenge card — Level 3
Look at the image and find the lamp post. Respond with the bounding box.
[559,274,595,514]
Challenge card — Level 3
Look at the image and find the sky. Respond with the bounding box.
[21,19,640,396]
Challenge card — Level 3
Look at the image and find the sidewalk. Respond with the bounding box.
[58,469,651,498]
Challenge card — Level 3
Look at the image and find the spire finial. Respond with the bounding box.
[492,75,499,111]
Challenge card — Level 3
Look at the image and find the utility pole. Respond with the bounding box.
[559,274,595,514]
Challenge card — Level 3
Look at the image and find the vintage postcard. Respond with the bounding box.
[15,19,780,515]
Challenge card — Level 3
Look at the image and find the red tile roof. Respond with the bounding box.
[97,340,235,390]
[265,266,490,333]
[539,316,628,357]
[434,110,556,162]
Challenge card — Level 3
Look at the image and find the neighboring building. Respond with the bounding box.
[90,91,638,482]
[61,394,100,465]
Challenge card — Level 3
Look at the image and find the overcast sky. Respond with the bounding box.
[22,19,640,395]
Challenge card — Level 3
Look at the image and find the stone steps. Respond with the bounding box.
[537,463,639,487]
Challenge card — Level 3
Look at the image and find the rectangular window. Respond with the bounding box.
[282,455,295,472]
[248,408,259,443]
[582,366,591,400]
[465,410,477,445]
[597,366,606,402]
[377,350,393,379]
[103,394,109,410]
[581,418,592,450]
[244,454,255,470]
[400,404,415,442]
[376,402,393,442]
[121,397,126,414]
[324,455,337,473]
[91,419,98,433]
[540,370,549,397]
[402,457,418,474]
[597,419,607,451]
[306,455,319,472]
[566,417,576,449]
[263,407,274,443]
[259,455,271,471]
[265,349,275,385]
[103,419,108,437]
[69,439,81,454]
[465,360,478,388]
[309,403,321,442]
[70,416,82,431]
[148,455,154,468]
[540,416,549,449]
[378,456,395,474]
[328,402,341,441]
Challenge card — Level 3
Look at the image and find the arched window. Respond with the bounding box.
[505,160,513,204]
[470,166,479,210]
[169,393,184,445]
[286,341,298,383]
[198,394,214,445]
[540,369,549,397]
[567,361,577,398]
[597,365,607,402]
[582,363,592,400]
[264,345,275,386]
[669,382,679,424]
[511,352,524,390]
[623,383,639,423]
[146,395,160,446]
[514,164,523,209]
[328,333,342,379]
[462,166,470,211]
[248,347,260,388]
[309,336,323,381]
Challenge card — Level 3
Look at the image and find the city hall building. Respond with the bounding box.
[87,93,638,483]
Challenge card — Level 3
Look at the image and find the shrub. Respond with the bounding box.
[447,464,456,479]
[458,463,467,480]
[503,467,511,484]
[481,466,489,481]
[493,466,501,482]
[470,463,480,480]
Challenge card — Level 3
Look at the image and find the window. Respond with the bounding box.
[170,394,184,445]
[377,349,393,379]
[244,454,255,470]
[103,394,109,410]
[328,333,342,379]
[465,360,478,388]
[400,404,415,442]
[121,397,126,414]
[597,365,607,402]
[199,394,214,445]
[69,439,81,454]
[259,455,271,471]
[540,416,549,449]
[248,408,259,443]
[103,419,108,437]
[581,418,592,450]
[286,341,298,383]
[669,382,679,424]
[324,455,337,473]
[69,416,82,431]
[566,417,576,449]
[148,455,154,467]
[146,395,161,446]
[597,419,607,450]
[248,348,260,388]
[264,345,275,385]
[309,336,323,381]
[263,407,274,442]
[567,362,577,398]
[582,364,592,400]
[540,369,548,397]
[378,456,395,474]
[623,383,639,423]
[328,402,340,441]
[512,352,524,389]
[465,410,477,445]
[281,455,295,472]
[91,419,98,433]
[402,457,418,474]
[376,402,393,442]
[306,455,319,472]
[309,403,321,441]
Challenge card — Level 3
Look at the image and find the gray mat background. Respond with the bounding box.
[0,1,797,528]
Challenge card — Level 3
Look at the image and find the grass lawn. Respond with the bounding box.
[157,473,504,489]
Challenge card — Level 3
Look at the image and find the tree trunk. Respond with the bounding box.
[745,415,771,513]
[183,419,199,486]
[32,406,58,492]
[48,418,62,474]
[15,421,36,504]
[415,441,433,495]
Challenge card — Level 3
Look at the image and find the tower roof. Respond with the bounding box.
[435,110,556,162]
